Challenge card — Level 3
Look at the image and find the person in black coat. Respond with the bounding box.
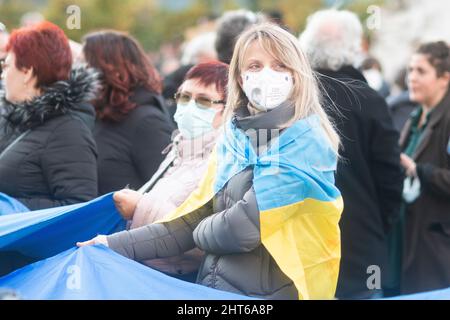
[82,31,174,195]
[0,22,99,211]
[300,9,404,299]
[398,41,450,295]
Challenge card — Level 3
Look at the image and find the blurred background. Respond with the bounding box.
[1,0,449,88]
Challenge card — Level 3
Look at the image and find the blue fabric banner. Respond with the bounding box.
[0,193,29,216]
[0,245,253,300]
[386,288,450,300]
[0,193,125,259]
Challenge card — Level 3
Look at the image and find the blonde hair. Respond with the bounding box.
[226,23,340,154]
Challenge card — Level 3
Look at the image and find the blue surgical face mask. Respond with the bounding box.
[174,99,219,139]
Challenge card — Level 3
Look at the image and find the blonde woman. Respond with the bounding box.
[79,24,343,300]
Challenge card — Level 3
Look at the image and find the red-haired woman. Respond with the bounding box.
[0,21,99,210]
[82,31,174,195]
[79,61,228,282]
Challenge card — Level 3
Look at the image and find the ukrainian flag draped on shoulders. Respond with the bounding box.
[159,112,344,300]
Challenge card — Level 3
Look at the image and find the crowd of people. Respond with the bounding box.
[0,8,449,300]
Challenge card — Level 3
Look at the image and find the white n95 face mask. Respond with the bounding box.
[242,67,293,111]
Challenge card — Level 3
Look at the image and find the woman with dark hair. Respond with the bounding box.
[83,31,174,194]
[0,21,99,210]
[397,41,450,294]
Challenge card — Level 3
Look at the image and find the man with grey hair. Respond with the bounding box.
[300,9,404,299]
[299,9,363,71]
[215,9,265,64]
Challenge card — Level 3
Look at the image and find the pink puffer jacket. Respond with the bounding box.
[129,130,219,275]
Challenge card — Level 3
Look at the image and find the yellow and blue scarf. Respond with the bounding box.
[160,114,343,299]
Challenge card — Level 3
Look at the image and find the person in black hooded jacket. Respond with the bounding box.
[0,22,99,211]
[82,31,174,195]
